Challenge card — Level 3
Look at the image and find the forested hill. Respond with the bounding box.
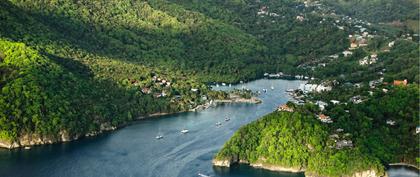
[0,0,349,82]
[0,0,349,146]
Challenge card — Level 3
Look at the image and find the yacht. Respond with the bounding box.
[198,173,211,177]
[181,129,189,134]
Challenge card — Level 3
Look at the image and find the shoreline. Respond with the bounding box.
[0,96,262,150]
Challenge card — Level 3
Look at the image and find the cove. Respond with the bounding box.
[0,79,417,177]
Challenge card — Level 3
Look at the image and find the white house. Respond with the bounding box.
[342,50,353,57]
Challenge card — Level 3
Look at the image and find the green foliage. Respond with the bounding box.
[322,0,419,23]
[216,111,386,177]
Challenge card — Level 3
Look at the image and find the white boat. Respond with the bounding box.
[216,122,222,126]
[271,86,274,90]
[263,89,267,93]
[222,83,226,86]
[181,129,189,134]
[24,146,31,150]
[286,89,294,92]
[156,135,163,139]
[198,173,211,177]
[224,117,230,121]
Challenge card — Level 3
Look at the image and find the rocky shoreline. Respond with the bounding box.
[0,96,262,149]
[213,158,382,177]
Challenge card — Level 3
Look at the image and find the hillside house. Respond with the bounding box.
[393,79,408,86]
[317,114,333,123]
[342,50,353,57]
[296,15,304,22]
[386,120,396,125]
[330,100,340,104]
[277,104,294,112]
[336,140,353,149]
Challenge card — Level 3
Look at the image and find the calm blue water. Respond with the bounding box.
[0,79,417,177]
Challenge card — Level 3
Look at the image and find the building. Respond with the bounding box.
[277,104,294,112]
[393,79,408,86]
[342,50,353,57]
[317,114,333,123]
[350,42,358,49]
[386,120,396,125]
[330,100,340,104]
[141,87,151,94]
[336,140,353,149]
[388,41,395,48]
[296,15,304,22]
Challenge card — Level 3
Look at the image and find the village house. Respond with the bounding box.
[336,140,353,149]
[358,39,368,47]
[393,79,408,86]
[317,114,333,123]
[329,134,339,139]
[257,6,269,16]
[315,101,328,111]
[277,104,294,112]
[350,42,358,49]
[342,50,353,57]
[141,87,151,94]
[386,120,396,125]
[330,100,340,104]
[388,41,395,48]
[350,95,363,104]
[329,54,339,59]
[299,83,332,93]
[296,15,304,22]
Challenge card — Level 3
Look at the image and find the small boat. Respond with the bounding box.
[181,129,189,134]
[222,83,226,86]
[156,135,163,139]
[286,89,294,92]
[263,89,267,93]
[198,173,211,177]
[225,117,230,121]
[216,84,219,87]
[24,146,31,150]
[271,86,274,90]
[229,84,232,87]
[216,122,222,126]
